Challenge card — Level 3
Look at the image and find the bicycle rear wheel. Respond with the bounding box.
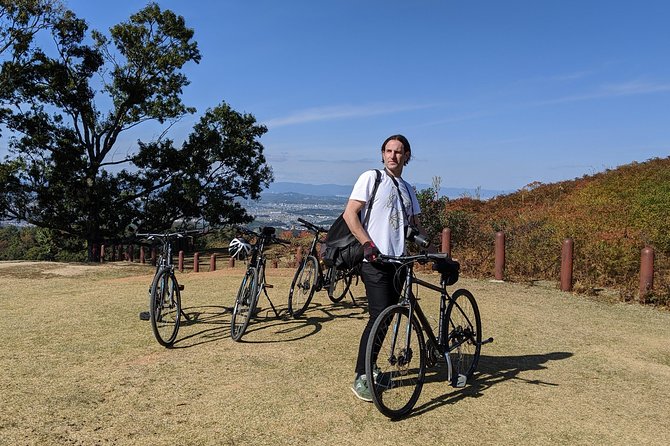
[327,267,352,303]
[149,268,181,347]
[365,305,426,419]
[444,289,482,384]
[287,255,318,318]
[231,267,258,341]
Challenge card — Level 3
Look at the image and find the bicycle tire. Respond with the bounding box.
[365,305,426,419]
[327,267,352,303]
[231,267,258,341]
[287,255,319,318]
[149,268,181,347]
[444,288,482,383]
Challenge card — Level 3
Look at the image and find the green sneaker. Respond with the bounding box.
[351,374,372,402]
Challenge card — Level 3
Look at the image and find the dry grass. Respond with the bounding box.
[1,260,669,445]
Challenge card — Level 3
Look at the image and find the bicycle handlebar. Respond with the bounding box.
[136,229,204,240]
[297,218,329,233]
[377,252,451,264]
[233,226,292,246]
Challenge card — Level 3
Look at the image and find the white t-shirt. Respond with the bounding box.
[349,169,421,256]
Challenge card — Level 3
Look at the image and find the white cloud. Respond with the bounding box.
[263,103,437,128]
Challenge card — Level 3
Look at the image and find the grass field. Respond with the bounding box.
[1,260,669,445]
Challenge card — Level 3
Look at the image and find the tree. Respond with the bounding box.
[0,0,63,59]
[0,3,273,260]
[415,176,449,249]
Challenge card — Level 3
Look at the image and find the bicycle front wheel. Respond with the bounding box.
[287,255,318,318]
[366,305,426,419]
[444,289,482,384]
[231,267,258,341]
[149,268,181,347]
[327,267,352,303]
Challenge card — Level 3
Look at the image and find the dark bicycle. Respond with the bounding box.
[365,252,493,418]
[230,226,290,341]
[137,230,200,347]
[287,218,359,318]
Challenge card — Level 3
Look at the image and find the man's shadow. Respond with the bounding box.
[406,351,573,419]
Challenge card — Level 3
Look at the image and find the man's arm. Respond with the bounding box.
[343,199,373,246]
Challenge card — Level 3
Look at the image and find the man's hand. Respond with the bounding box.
[363,241,380,262]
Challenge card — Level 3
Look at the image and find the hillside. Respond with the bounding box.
[442,157,670,304]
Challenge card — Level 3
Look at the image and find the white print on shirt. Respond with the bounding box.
[386,188,401,230]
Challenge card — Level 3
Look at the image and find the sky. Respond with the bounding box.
[5,0,670,192]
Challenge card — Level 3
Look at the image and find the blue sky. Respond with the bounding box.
[7,1,670,191]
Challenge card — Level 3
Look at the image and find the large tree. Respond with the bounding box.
[0,2,273,260]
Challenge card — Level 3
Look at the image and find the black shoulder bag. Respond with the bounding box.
[323,169,382,270]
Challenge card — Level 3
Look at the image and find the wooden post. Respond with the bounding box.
[494,231,505,281]
[296,247,303,268]
[228,257,235,268]
[128,245,134,262]
[178,251,184,272]
[193,252,200,273]
[441,228,451,256]
[100,244,105,263]
[560,238,574,292]
[639,246,654,303]
[210,254,217,272]
[151,247,157,266]
[272,259,278,268]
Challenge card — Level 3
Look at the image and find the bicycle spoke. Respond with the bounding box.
[149,269,181,347]
[366,305,425,419]
[288,256,318,317]
[444,289,482,384]
[231,267,258,341]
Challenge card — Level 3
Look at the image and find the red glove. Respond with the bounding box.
[363,241,380,262]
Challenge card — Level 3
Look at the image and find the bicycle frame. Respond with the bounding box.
[293,218,359,304]
[394,262,455,381]
[236,226,287,318]
[386,255,492,386]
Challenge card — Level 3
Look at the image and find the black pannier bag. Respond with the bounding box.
[323,170,382,270]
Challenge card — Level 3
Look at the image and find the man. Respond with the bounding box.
[343,134,431,402]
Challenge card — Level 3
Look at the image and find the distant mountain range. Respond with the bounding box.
[265,181,507,199]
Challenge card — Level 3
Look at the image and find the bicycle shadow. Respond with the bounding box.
[168,304,230,349]
[231,296,369,344]
[405,351,573,419]
[170,292,368,347]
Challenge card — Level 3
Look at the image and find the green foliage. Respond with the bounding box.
[0,225,87,260]
[415,178,448,248]
[0,2,272,261]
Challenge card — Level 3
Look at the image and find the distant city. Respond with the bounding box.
[0,182,506,231]
[245,181,507,230]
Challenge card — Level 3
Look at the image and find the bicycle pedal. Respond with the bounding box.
[178,284,185,291]
[453,374,467,388]
[265,284,274,289]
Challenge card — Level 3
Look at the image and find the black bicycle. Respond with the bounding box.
[287,218,359,318]
[137,230,200,347]
[230,226,290,341]
[365,252,493,418]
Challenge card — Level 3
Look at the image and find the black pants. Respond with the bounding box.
[354,261,406,376]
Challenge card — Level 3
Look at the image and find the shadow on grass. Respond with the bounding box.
[405,351,573,419]
[168,304,229,348]
[232,293,369,344]
[169,292,369,347]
